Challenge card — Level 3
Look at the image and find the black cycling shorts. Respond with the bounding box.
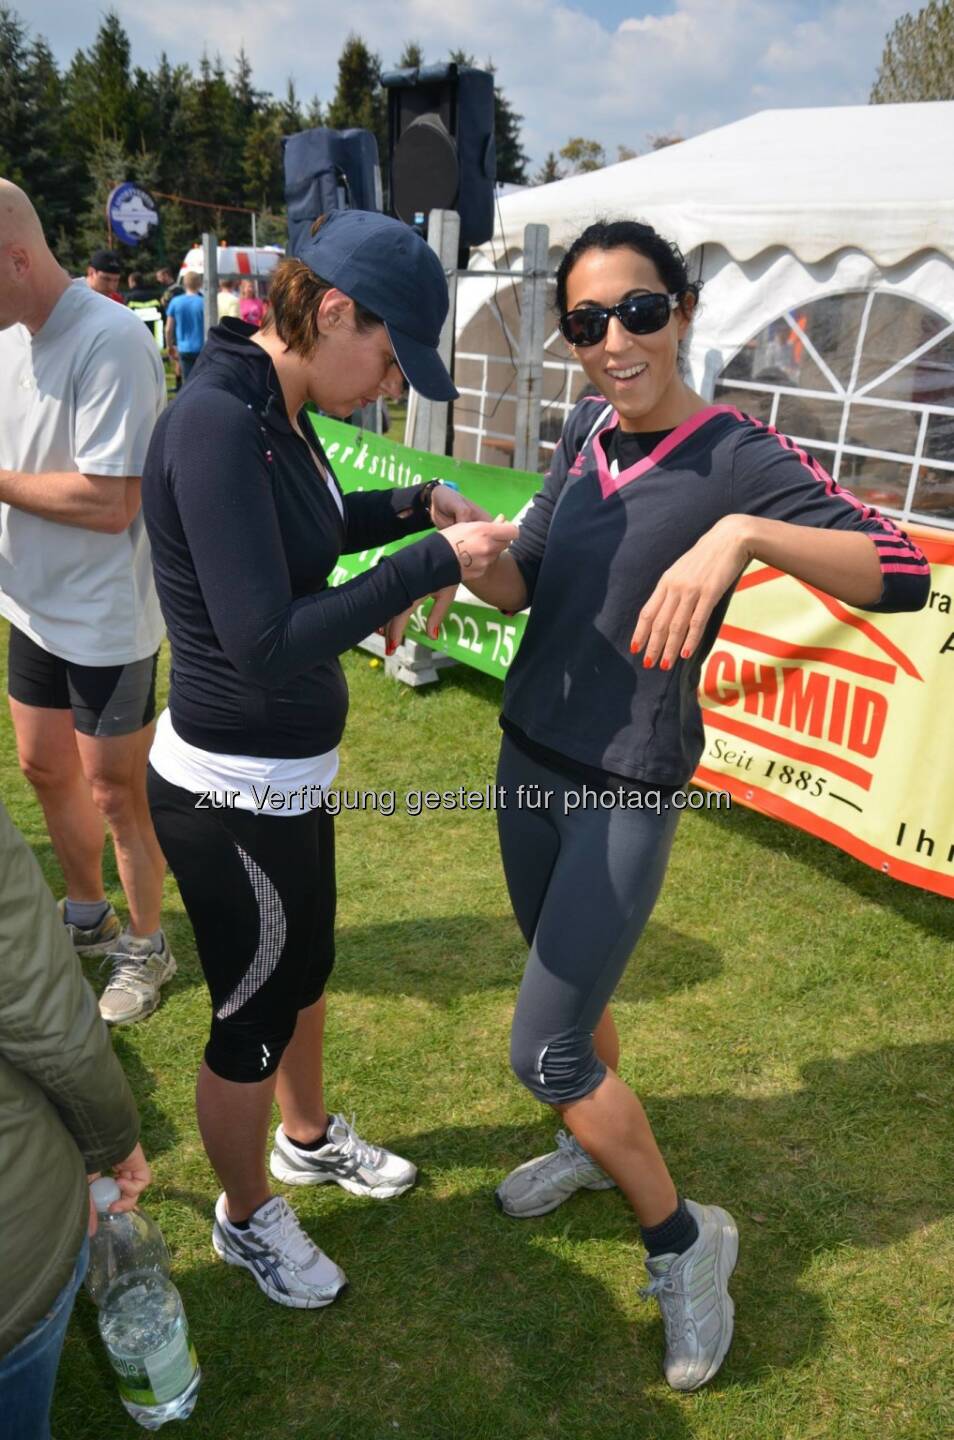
[7,625,158,738]
[147,765,336,1083]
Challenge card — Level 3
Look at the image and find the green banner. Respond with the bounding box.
[308,411,538,680]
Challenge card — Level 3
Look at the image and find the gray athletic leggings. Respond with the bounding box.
[497,735,679,1106]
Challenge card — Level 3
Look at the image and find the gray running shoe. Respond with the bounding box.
[494,1129,617,1217]
[57,898,122,956]
[212,1192,347,1309]
[640,1198,738,1392]
[98,930,176,1025]
[270,1115,417,1199]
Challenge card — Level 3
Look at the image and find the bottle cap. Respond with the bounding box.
[90,1177,122,1211]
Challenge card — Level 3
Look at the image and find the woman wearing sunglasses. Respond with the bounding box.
[465,219,929,1390]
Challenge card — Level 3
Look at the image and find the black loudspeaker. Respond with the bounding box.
[283,127,382,259]
[382,64,496,247]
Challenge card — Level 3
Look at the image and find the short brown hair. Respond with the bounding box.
[261,215,382,359]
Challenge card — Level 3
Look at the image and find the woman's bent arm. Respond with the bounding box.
[462,551,529,614]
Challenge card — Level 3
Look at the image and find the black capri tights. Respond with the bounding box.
[497,737,679,1106]
[147,766,336,1083]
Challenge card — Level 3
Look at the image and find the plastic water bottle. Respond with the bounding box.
[86,1177,171,1304]
[87,1178,201,1429]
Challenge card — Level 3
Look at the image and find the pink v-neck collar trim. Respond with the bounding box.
[595,403,739,499]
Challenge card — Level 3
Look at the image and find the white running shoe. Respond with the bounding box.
[270,1115,417,1199]
[494,1129,617,1217]
[212,1192,347,1309]
[98,930,176,1025]
[640,1198,739,1392]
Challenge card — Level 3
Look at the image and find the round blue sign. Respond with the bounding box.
[107,183,159,247]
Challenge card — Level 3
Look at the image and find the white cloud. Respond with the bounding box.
[24,0,912,169]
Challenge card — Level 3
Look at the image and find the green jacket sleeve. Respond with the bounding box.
[0,802,140,1171]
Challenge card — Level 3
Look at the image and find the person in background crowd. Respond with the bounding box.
[125,270,160,305]
[155,265,183,315]
[238,277,266,327]
[85,247,125,303]
[165,271,204,381]
[460,218,931,1393]
[0,179,175,1027]
[0,798,152,1440]
[142,209,516,1309]
[155,267,185,388]
[217,276,240,319]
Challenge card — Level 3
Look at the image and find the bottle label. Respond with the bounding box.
[113,1334,198,1406]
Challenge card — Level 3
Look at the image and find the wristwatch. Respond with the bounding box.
[418,479,444,518]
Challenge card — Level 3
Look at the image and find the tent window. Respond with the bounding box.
[716,290,954,528]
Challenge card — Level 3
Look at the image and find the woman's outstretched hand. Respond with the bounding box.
[383,585,458,653]
[630,516,750,669]
[381,521,518,654]
[429,486,491,528]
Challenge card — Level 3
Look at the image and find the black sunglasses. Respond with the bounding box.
[559,292,680,347]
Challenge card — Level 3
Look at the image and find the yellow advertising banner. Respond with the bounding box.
[694,525,954,899]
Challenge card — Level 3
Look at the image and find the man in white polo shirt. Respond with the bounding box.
[0,179,175,1025]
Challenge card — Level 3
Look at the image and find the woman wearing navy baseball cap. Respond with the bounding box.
[141,210,516,1308]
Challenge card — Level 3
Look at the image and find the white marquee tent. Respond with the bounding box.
[454,102,954,529]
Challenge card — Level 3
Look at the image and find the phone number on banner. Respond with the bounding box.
[329,552,526,682]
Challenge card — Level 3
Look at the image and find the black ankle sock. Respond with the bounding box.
[641,1197,699,1257]
[229,1215,251,1231]
[286,1127,329,1152]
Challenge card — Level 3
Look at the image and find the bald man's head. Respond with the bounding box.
[0,179,46,250]
[0,178,66,331]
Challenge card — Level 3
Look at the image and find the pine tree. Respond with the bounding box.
[493,85,528,185]
[0,9,78,242]
[280,78,304,134]
[397,41,424,69]
[182,54,246,224]
[533,152,563,185]
[63,9,136,154]
[243,109,284,214]
[871,0,954,100]
[232,45,258,125]
[327,33,386,160]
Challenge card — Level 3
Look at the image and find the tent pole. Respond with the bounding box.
[513,223,549,473]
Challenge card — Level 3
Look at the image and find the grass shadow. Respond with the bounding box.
[334,914,722,1004]
[694,803,954,942]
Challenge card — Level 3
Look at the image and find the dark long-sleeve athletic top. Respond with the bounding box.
[503,397,931,788]
[142,321,459,757]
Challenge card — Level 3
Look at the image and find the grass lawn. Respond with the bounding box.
[3,626,951,1439]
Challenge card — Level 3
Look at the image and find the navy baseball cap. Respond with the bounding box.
[90,248,123,273]
[297,210,458,402]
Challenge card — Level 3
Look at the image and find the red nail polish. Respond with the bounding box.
[681,648,691,660]
[659,657,670,671]
[643,656,654,669]
[630,642,640,654]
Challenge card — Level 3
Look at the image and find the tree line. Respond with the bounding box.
[6,0,944,281]
[0,9,530,274]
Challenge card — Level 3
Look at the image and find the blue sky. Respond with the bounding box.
[18,0,910,169]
